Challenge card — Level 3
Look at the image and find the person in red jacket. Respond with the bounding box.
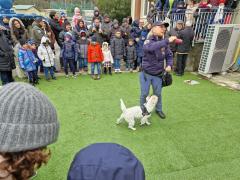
[88,36,103,80]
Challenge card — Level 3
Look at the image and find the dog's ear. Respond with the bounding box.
[146,96,150,102]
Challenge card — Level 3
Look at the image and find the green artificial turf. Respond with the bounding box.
[33,73,240,180]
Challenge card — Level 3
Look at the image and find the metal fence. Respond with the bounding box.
[153,8,240,43]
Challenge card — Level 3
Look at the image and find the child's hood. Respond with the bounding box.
[41,36,50,44]
[102,42,109,49]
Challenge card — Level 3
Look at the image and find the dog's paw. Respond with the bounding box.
[146,121,151,126]
[129,127,136,131]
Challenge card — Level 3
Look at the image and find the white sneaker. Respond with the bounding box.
[73,75,77,78]
[65,75,69,78]
[115,69,117,73]
[118,69,122,73]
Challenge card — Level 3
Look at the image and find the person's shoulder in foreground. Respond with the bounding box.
[68,143,145,180]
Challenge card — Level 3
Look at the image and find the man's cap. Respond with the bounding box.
[152,21,169,28]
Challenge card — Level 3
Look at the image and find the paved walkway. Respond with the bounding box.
[209,72,240,91]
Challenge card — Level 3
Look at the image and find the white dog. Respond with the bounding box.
[116,95,158,130]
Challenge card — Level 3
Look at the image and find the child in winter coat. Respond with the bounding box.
[28,40,41,80]
[72,7,83,27]
[61,32,78,78]
[102,42,114,75]
[110,31,125,73]
[18,40,38,85]
[88,36,103,80]
[76,31,89,74]
[37,36,56,81]
[136,33,145,71]
[126,39,136,72]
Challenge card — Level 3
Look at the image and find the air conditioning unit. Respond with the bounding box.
[222,25,240,71]
[198,24,240,76]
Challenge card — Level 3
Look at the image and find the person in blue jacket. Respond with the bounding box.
[18,39,38,86]
[67,143,145,180]
[140,21,177,119]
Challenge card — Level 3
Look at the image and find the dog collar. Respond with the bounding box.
[141,105,150,116]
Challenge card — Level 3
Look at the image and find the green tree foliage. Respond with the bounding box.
[95,0,131,22]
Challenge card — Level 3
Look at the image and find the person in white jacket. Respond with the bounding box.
[37,36,56,81]
[102,42,114,75]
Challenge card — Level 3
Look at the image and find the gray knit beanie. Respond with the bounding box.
[0,82,59,153]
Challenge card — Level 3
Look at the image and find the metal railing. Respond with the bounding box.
[152,8,240,43]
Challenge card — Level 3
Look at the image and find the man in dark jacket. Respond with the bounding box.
[121,18,132,46]
[49,11,63,47]
[32,17,45,46]
[0,20,12,44]
[59,22,74,48]
[176,21,194,76]
[110,19,123,40]
[89,17,104,45]
[101,14,112,43]
[140,21,177,119]
[166,20,184,56]
[92,7,103,23]
[0,29,15,85]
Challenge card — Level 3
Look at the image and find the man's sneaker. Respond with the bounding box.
[114,69,117,73]
[65,75,69,78]
[52,77,57,80]
[156,111,166,119]
[118,69,122,73]
[73,75,77,78]
[96,75,101,80]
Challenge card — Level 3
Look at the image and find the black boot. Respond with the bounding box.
[103,67,107,74]
[156,111,166,119]
[109,67,112,75]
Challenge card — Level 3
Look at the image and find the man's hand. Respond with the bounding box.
[168,36,177,43]
[165,66,171,72]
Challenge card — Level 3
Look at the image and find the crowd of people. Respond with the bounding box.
[0,5,195,86]
[150,0,239,20]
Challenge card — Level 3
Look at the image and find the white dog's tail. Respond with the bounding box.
[120,99,127,112]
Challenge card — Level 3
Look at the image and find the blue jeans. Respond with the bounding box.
[126,60,133,69]
[137,57,143,67]
[114,59,121,69]
[44,66,55,79]
[91,62,101,75]
[139,72,163,112]
[27,71,37,84]
[78,58,88,70]
[0,71,14,85]
[64,58,75,75]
